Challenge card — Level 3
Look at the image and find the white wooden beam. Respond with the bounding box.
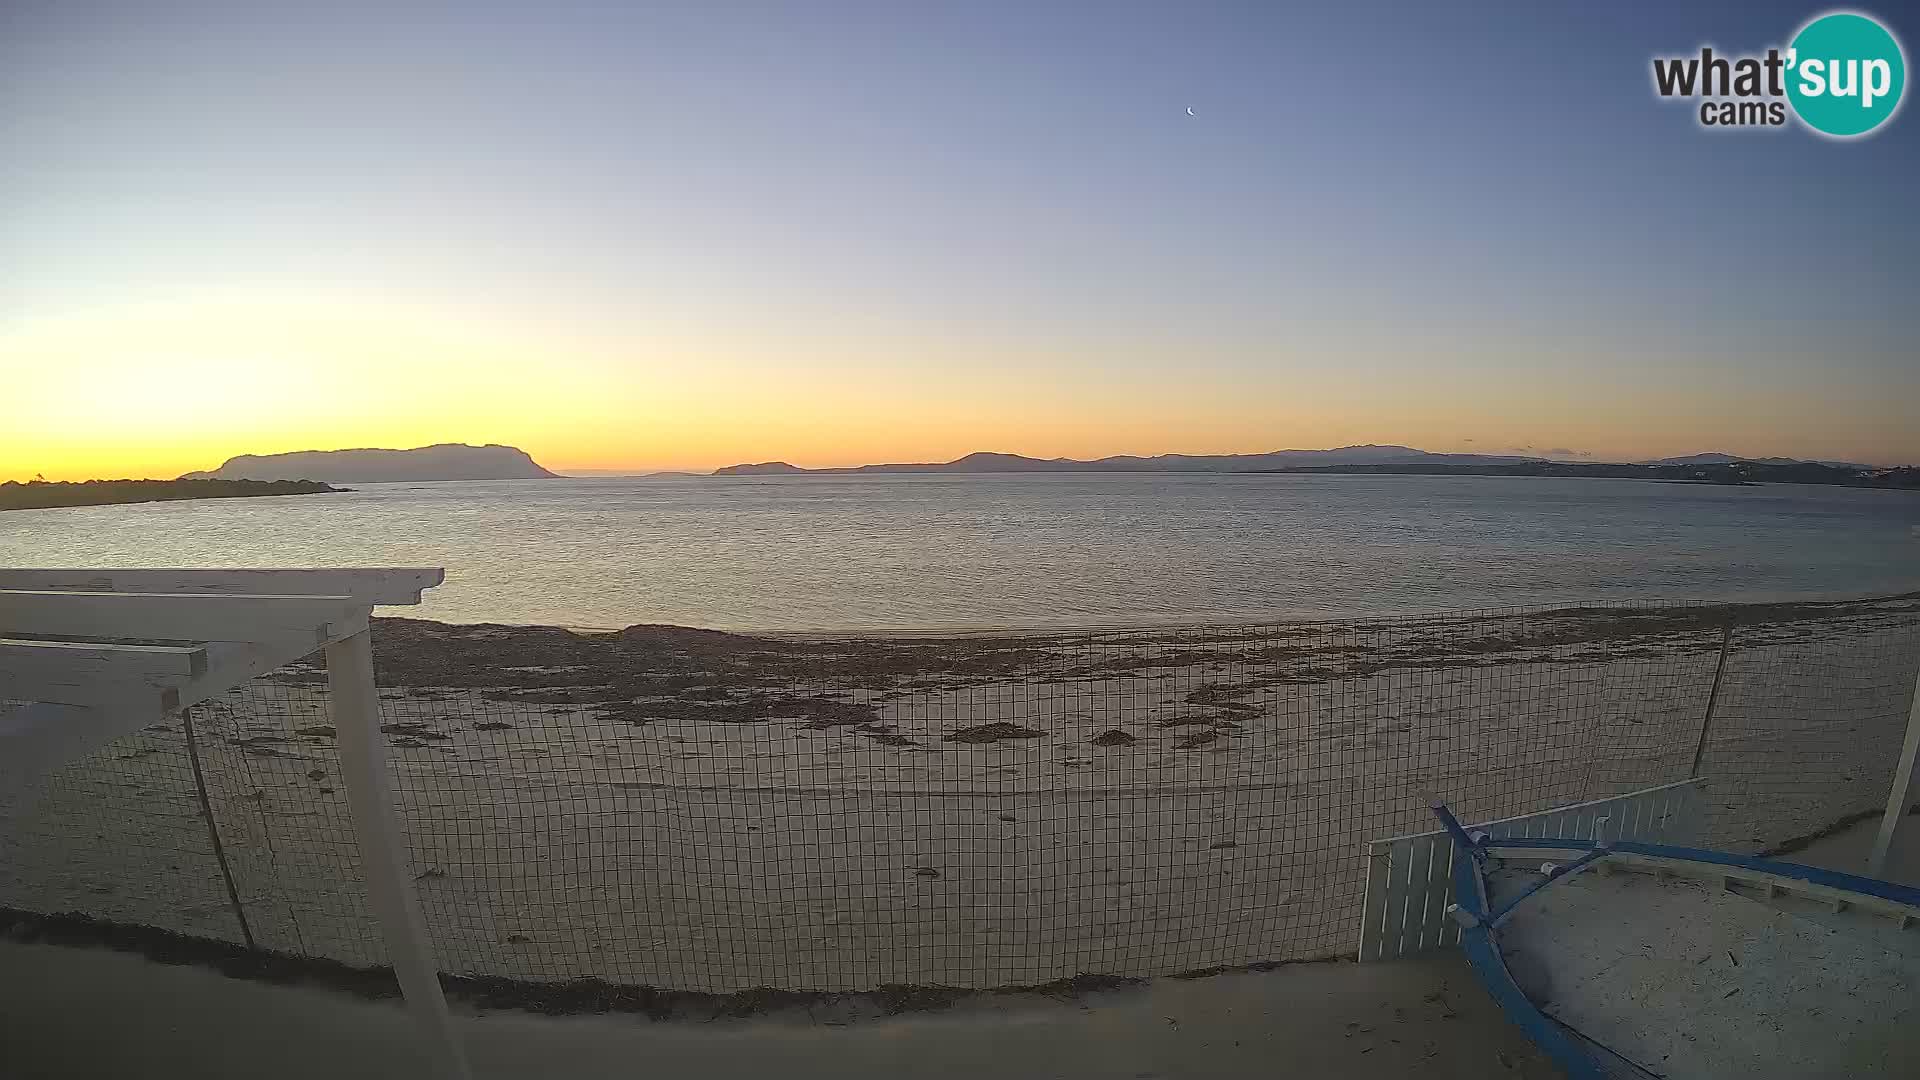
[1869,663,1920,878]
[0,638,208,679]
[5,677,169,709]
[170,629,363,713]
[0,590,361,646]
[0,569,442,607]
[1,622,365,716]
[0,624,363,831]
[327,628,470,1080]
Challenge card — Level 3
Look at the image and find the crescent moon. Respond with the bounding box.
[1186,106,1195,116]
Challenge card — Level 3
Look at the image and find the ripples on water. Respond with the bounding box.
[2,474,1916,630]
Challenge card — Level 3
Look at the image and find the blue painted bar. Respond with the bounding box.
[1433,801,1920,1079]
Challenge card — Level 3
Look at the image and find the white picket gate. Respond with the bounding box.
[1355,777,1708,962]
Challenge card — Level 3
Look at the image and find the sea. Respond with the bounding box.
[3,474,1917,631]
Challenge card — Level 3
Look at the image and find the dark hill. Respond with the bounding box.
[2,478,340,511]
[181,443,556,483]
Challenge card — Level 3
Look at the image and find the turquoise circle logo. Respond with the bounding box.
[1787,12,1906,137]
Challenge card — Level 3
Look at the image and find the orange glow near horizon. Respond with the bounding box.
[5,291,1917,482]
[7,5,1917,487]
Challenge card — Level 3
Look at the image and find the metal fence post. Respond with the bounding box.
[179,704,257,951]
[1688,623,1734,778]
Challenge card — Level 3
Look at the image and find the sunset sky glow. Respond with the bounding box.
[4,1,1916,481]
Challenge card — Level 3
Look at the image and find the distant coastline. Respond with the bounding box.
[1,478,341,512]
[714,445,1538,475]
[713,445,1919,490]
[1250,461,1920,489]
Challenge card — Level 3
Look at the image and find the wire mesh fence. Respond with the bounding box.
[3,594,1916,997]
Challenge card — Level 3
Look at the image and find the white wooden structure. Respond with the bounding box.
[1869,659,1920,878]
[1356,778,1707,962]
[1879,534,1920,877]
[0,569,469,1080]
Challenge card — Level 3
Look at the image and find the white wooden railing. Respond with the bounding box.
[1355,778,1709,963]
[0,568,468,1080]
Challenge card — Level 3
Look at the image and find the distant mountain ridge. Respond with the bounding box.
[1252,460,1919,489]
[714,445,1541,475]
[182,443,556,483]
[1639,452,1875,471]
[712,446,1918,490]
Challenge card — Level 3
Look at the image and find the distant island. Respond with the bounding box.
[1641,452,1875,471]
[714,445,1919,490]
[715,445,1539,475]
[2,478,340,512]
[559,469,701,478]
[1253,460,1920,489]
[181,443,556,483]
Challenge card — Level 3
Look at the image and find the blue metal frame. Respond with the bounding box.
[1484,844,1614,927]
[1444,835,1611,1080]
[1479,836,1920,909]
[1430,803,1920,1080]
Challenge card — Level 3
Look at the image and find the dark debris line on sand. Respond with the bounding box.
[944,722,1047,744]
[0,908,1185,1020]
[256,595,1920,733]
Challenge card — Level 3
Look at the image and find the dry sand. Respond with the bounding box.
[2,597,1916,995]
[7,821,1916,1080]
[0,941,1561,1080]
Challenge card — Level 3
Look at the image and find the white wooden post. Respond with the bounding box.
[327,628,471,1080]
[1868,663,1920,878]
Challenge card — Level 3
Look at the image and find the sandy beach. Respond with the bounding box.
[4,596,1916,995]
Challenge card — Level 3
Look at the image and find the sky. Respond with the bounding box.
[2,0,1916,480]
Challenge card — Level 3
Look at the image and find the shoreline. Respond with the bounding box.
[0,478,342,512]
[338,595,1920,734]
[416,588,1920,641]
[709,463,1920,491]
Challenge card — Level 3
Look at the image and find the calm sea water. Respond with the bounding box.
[3,474,1917,630]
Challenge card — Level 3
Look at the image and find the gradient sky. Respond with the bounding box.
[3,1,1916,480]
